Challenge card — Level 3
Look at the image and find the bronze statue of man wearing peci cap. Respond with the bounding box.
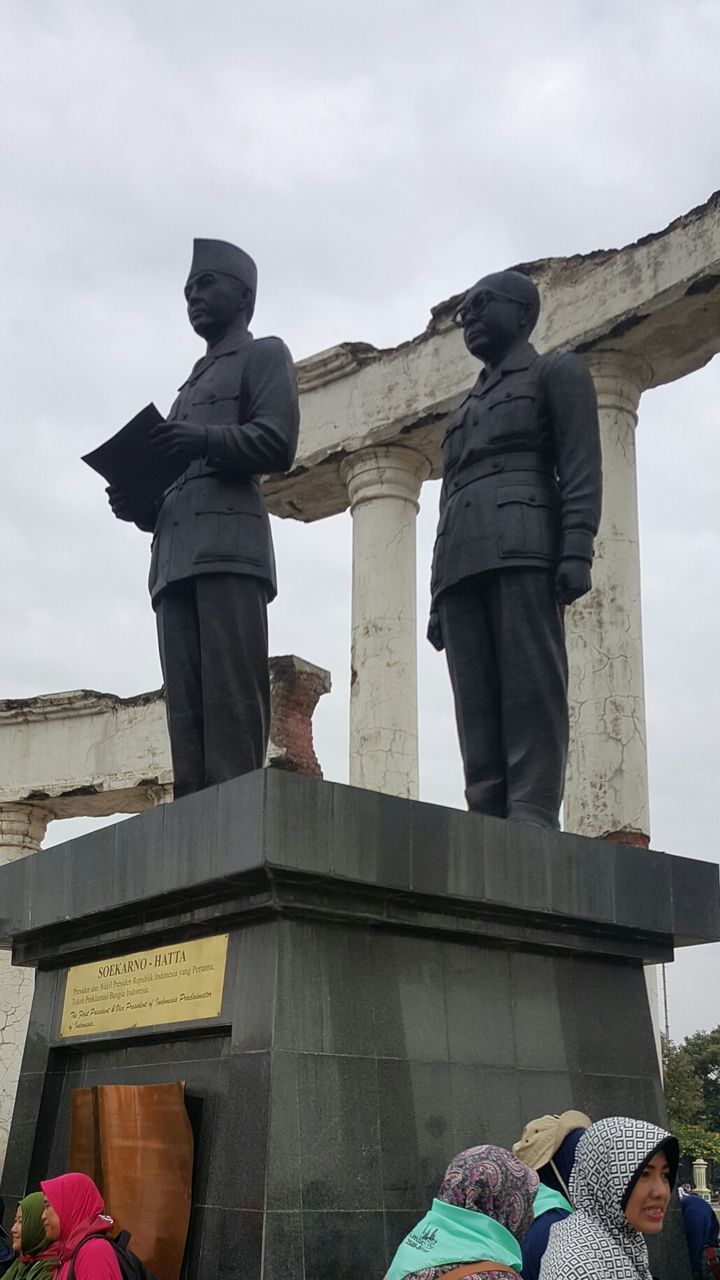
[109,239,299,797]
[428,270,602,829]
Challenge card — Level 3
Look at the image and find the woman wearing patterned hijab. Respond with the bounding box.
[539,1116,679,1280]
[386,1145,539,1280]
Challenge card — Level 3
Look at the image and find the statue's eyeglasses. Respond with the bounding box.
[452,290,522,327]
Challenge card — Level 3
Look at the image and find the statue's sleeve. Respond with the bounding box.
[543,352,602,563]
[204,337,299,475]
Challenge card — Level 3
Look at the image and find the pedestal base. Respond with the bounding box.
[1,772,717,1278]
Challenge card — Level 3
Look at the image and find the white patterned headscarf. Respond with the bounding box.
[539,1117,678,1280]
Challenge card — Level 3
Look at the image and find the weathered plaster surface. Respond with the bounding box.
[0,953,33,1171]
[0,689,172,818]
[0,802,53,861]
[565,352,651,840]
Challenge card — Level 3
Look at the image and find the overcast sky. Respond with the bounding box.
[2,0,719,1045]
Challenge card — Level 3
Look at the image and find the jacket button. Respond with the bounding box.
[464,500,471,508]
[491,458,502,471]
[504,391,512,399]
[529,494,536,503]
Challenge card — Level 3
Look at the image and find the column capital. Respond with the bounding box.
[583,349,653,419]
[0,802,53,864]
[340,444,431,511]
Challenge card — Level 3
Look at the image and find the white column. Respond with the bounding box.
[564,351,652,844]
[340,445,431,798]
[0,802,52,1174]
[0,803,53,861]
[563,353,661,1070]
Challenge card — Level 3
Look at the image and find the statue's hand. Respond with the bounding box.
[555,557,592,605]
[107,484,139,522]
[150,419,208,461]
[106,485,156,532]
[427,609,443,652]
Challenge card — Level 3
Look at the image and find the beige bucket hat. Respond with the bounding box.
[512,1110,591,1170]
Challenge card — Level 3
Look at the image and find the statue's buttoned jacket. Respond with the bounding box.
[148,331,299,605]
[430,340,602,624]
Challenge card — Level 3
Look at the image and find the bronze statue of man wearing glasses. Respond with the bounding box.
[428,270,602,829]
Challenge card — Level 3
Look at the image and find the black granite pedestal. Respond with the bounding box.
[1,771,718,1279]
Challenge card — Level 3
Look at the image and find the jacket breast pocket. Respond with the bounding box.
[441,396,472,469]
[497,484,558,559]
[486,381,538,443]
[193,497,266,566]
[190,391,240,427]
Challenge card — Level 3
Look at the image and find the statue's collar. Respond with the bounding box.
[476,339,538,393]
[179,328,254,390]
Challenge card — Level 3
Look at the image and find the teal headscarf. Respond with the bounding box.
[533,1184,573,1217]
[387,1145,539,1280]
[387,1198,524,1278]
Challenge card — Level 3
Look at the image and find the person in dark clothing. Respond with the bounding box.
[109,239,299,797]
[512,1110,591,1280]
[679,1187,720,1279]
[428,270,601,828]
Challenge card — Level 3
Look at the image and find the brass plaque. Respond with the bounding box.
[60,934,228,1038]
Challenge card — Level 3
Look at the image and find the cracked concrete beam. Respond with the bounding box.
[0,688,172,817]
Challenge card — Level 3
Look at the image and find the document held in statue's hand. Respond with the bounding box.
[82,403,187,508]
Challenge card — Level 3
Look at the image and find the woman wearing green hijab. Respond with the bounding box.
[4,1193,62,1280]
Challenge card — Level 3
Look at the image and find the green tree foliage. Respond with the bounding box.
[672,1124,720,1163]
[664,1031,720,1161]
[680,1028,720,1131]
[665,1037,705,1124]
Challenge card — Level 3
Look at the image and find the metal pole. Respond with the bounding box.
[662,963,671,1043]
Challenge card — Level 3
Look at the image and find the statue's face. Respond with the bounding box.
[457,280,528,361]
[184,270,246,340]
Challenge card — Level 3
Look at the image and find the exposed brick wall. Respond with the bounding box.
[267,655,331,778]
[603,830,651,849]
